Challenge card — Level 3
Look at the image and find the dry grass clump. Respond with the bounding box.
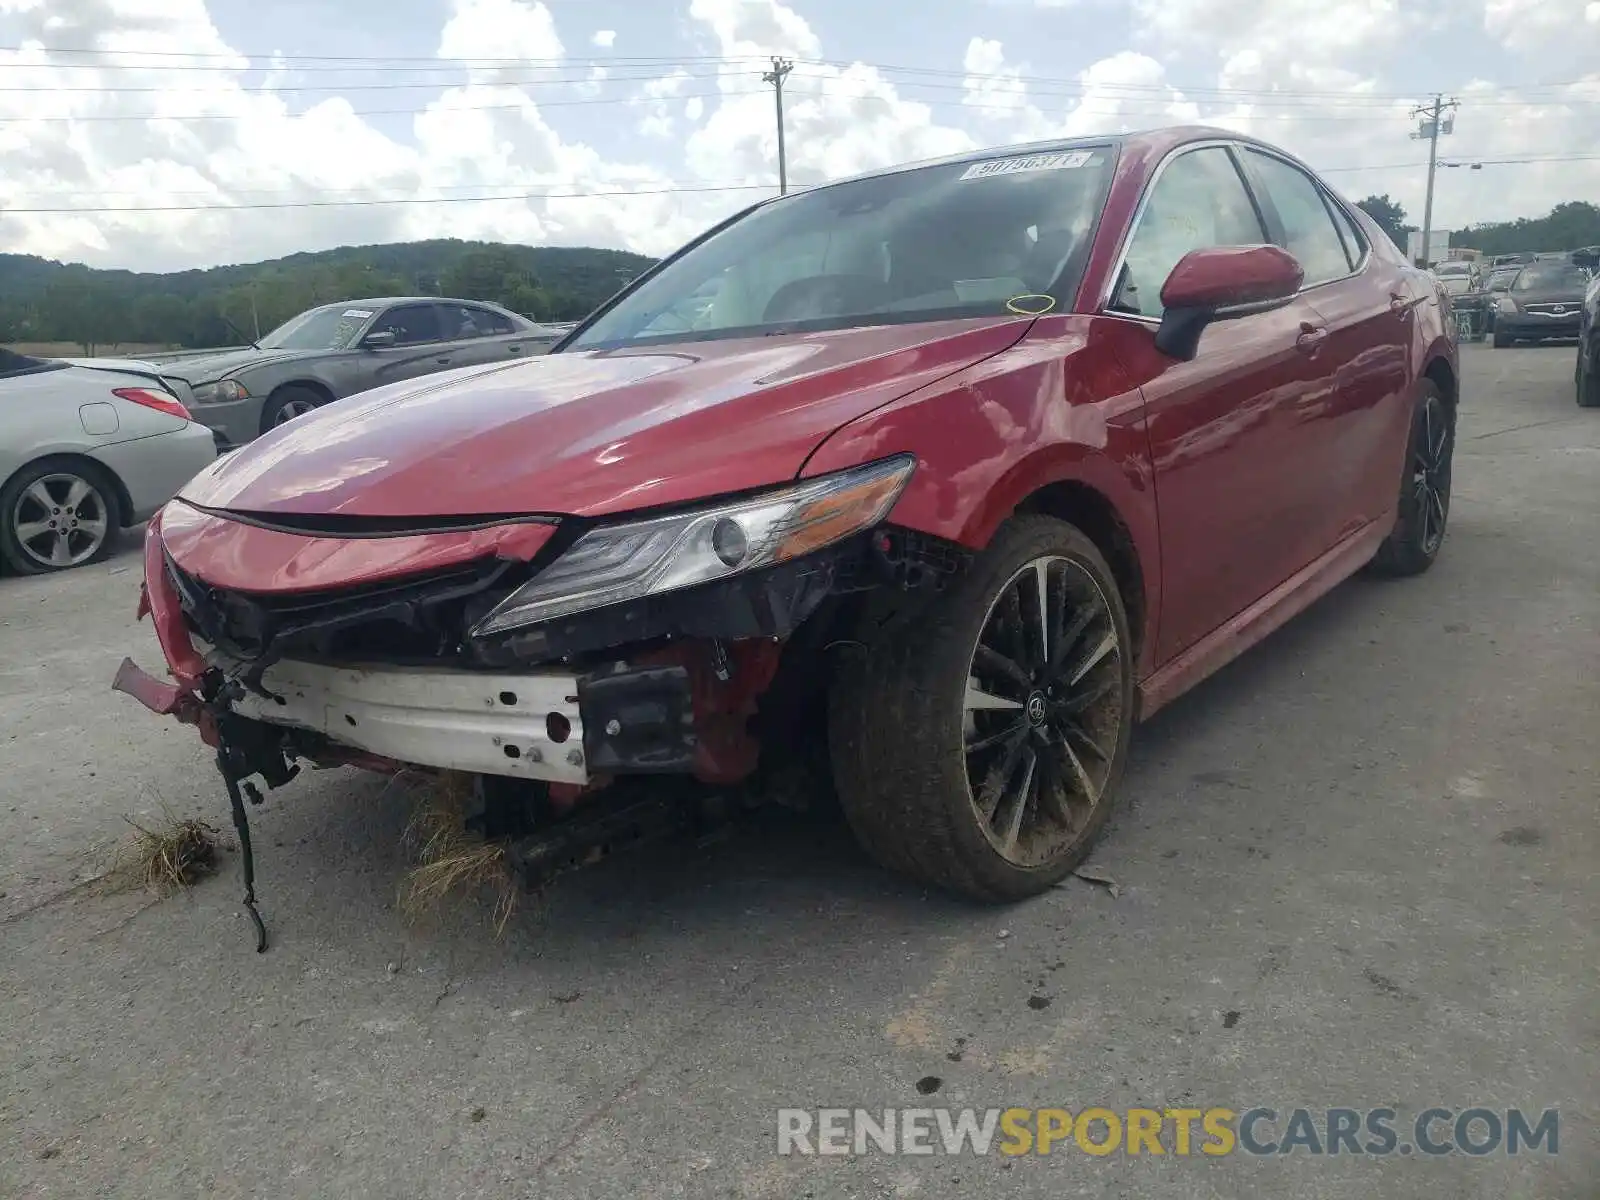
[396,771,519,935]
[105,811,223,896]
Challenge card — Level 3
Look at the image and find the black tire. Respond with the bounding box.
[0,456,123,575]
[258,384,327,435]
[828,515,1136,903]
[1577,345,1600,408]
[1369,381,1454,578]
[1492,329,1511,348]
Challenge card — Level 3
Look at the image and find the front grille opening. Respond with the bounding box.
[195,505,561,539]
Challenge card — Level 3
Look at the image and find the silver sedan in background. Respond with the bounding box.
[157,297,564,450]
[0,349,216,574]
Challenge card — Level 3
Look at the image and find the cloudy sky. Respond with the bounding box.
[2,0,1597,272]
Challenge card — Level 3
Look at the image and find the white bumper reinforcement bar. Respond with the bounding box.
[229,660,589,784]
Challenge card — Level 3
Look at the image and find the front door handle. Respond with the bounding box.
[1389,291,1411,314]
[436,356,452,366]
[1296,323,1328,353]
[507,344,522,354]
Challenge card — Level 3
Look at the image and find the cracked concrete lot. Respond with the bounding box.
[1,343,1595,1199]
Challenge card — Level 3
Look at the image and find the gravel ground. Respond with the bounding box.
[1,342,1595,1199]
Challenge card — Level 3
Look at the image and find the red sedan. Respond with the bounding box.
[117,125,1457,933]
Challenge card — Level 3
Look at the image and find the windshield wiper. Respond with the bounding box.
[220,314,261,351]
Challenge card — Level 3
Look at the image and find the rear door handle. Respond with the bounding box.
[1390,291,1411,314]
[436,356,452,366]
[1296,323,1328,352]
[507,344,522,354]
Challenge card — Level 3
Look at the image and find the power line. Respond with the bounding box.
[0,69,762,94]
[0,89,763,123]
[0,182,780,215]
[7,43,1599,105]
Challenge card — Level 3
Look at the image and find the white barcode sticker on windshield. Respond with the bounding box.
[343,309,374,318]
[959,150,1094,180]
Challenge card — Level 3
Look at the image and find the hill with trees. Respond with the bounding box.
[0,240,657,353]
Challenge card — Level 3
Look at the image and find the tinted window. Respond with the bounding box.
[1241,150,1353,286]
[375,304,442,344]
[440,304,514,338]
[565,146,1118,350]
[1512,262,1586,292]
[1110,146,1267,318]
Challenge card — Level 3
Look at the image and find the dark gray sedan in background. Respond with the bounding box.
[161,297,565,449]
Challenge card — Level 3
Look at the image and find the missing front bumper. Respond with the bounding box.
[220,657,706,786]
[229,660,594,784]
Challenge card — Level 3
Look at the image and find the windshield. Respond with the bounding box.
[1487,269,1519,290]
[563,146,1117,351]
[1440,275,1474,295]
[1512,262,1587,292]
[259,304,377,351]
[1435,263,1471,275]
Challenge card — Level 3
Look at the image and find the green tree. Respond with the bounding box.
[1355,194,1412,249]
[440,246,538,307]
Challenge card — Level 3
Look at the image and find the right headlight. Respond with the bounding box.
[470,454,916,638]
[1497,297,1518,314]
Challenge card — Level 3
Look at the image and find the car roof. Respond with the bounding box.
[313,296,518,312]
[796,124,1307,192]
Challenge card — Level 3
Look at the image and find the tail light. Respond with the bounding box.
[113,386,192,421]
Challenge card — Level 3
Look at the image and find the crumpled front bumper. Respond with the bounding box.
[110,507,810,788]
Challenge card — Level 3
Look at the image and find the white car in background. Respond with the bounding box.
[0,349,217,575]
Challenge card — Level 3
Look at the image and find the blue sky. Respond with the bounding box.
[2,0,1597,270]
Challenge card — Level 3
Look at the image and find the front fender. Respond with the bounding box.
[799,315,1160,655]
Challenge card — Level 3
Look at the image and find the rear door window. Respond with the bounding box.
[375,304,443,345]
[1239,150,1355,286]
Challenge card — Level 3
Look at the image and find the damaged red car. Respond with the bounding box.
[117,126,1457,941]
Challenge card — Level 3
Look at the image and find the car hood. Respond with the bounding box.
[1510,288,1586,304]
[164,348,307,382]
[177,317,1034,520]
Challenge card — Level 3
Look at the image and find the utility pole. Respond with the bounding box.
[1410,93,1459,267]
[762,56,794,194]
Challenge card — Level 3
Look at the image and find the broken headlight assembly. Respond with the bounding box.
[469,454,916,637]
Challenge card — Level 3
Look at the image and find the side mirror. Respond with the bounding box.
[362,329,397,349]
[1153,245,1306,361]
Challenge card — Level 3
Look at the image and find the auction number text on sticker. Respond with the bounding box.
[959,150,1095,180]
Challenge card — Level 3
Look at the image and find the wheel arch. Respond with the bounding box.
[269,377,336,405]
[1011,477,1151,666]
[1,451,134,529]
[1422,354,1457,411]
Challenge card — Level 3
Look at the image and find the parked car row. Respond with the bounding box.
[1,297,570,573]
[1430,255,1592,349]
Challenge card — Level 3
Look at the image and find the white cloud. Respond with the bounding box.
[3,0,1600,273]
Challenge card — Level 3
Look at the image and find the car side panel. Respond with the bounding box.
[798,314,1164,680]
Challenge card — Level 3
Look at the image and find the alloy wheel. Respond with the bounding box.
[273,397,319,425]
[962,555,1128,868]
[11,473,110,569]
[1413,392,1452,555]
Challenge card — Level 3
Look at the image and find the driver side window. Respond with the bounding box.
[1111,147,1269,319]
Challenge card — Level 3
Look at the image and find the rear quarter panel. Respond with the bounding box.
[799,313,1161,677]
